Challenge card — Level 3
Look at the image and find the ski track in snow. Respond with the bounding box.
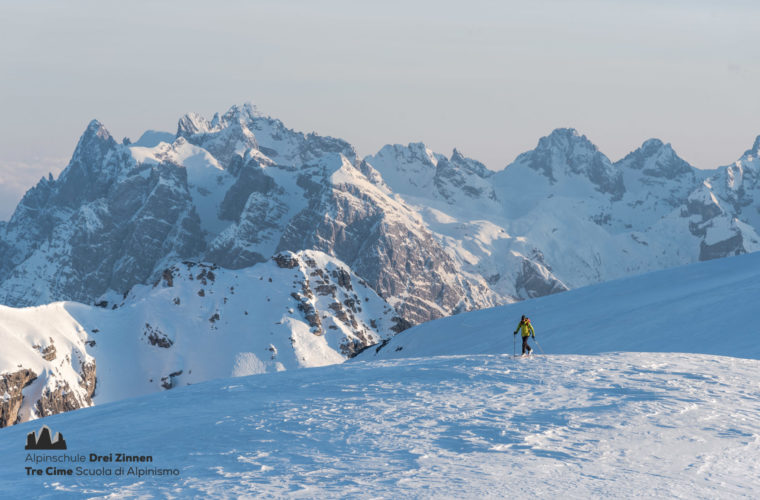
[2,353,759,498]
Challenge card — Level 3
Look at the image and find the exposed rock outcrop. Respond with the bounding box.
[0,369,38,427]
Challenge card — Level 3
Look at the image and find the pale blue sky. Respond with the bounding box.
[1,0,759,219]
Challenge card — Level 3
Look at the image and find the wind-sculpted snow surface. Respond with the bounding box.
[1,353,758,498]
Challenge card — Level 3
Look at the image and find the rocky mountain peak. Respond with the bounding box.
[85,119,113,141]
[512,128,623,199]
[537,128,592,152]
[407,142,437,166]
[220,103,261,124]
[743,134,760,159]
[176,107,259,169]
[50,120,124,208]
[449,148,492,178]
[372,142,437,169]
[177,112,212,137]
[70,120,117,161]
[616,138,695,180]
[639,138,665,153]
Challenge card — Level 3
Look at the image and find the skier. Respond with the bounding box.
[513,315,535,356]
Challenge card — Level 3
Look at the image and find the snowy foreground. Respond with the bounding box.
[1,352,759,498]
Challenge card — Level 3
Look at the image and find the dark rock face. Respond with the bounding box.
[274,253,300,269]
[35,340,57,361]
[686,195,724,223]
[515,258,569,299]
[1,357,96,428]
[35,360,96,420]
[276,176,495,325]
[218,161,277,221]
[160,370,183,390]
[0,121,204,306]
[0,369,37,428]
[144,323,174,348]
[700,232,745,261]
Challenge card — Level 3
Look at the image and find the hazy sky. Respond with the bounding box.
[1,0,759,220]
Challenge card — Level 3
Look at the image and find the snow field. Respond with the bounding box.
[1,352,758,498]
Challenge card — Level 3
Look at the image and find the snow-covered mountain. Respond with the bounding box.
[0,250,398,427]
[371,128,760,300]
[1,250,759,497]
[0,104,497,325]
[2,105,759,315]
[2,103,760,428]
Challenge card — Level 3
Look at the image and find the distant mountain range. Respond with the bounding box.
[3,104,759,319]
[1,103,759,426]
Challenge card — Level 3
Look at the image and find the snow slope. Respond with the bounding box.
[0,352,758,498]
[359,251,760,362]
[0,250,399,425]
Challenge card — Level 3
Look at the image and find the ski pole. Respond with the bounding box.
[533,338,546,354]
[513,333,516,357]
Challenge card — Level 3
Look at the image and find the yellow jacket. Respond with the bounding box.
[514,319,535,338]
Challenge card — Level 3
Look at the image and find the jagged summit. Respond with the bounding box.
[177,103,358,169]
[74,119,117,157]
[743,134,760,158]
[616,138,695,180]
[177,112,210,136]
[177,104,261,137]
[535,127,595,152]
[500,127,624,200]
[215,102,261,125]
[450,148,492,178]
[85,118,110,136]
[639,137,665,150]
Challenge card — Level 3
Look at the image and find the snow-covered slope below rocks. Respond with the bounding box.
[0,304,95,427]
[0,250,399,426]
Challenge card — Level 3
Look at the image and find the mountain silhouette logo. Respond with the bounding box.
[25,425,67,450]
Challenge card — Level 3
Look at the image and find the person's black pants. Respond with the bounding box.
[522,336,532,354]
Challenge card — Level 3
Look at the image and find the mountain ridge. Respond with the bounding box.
[2,105,759,315]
